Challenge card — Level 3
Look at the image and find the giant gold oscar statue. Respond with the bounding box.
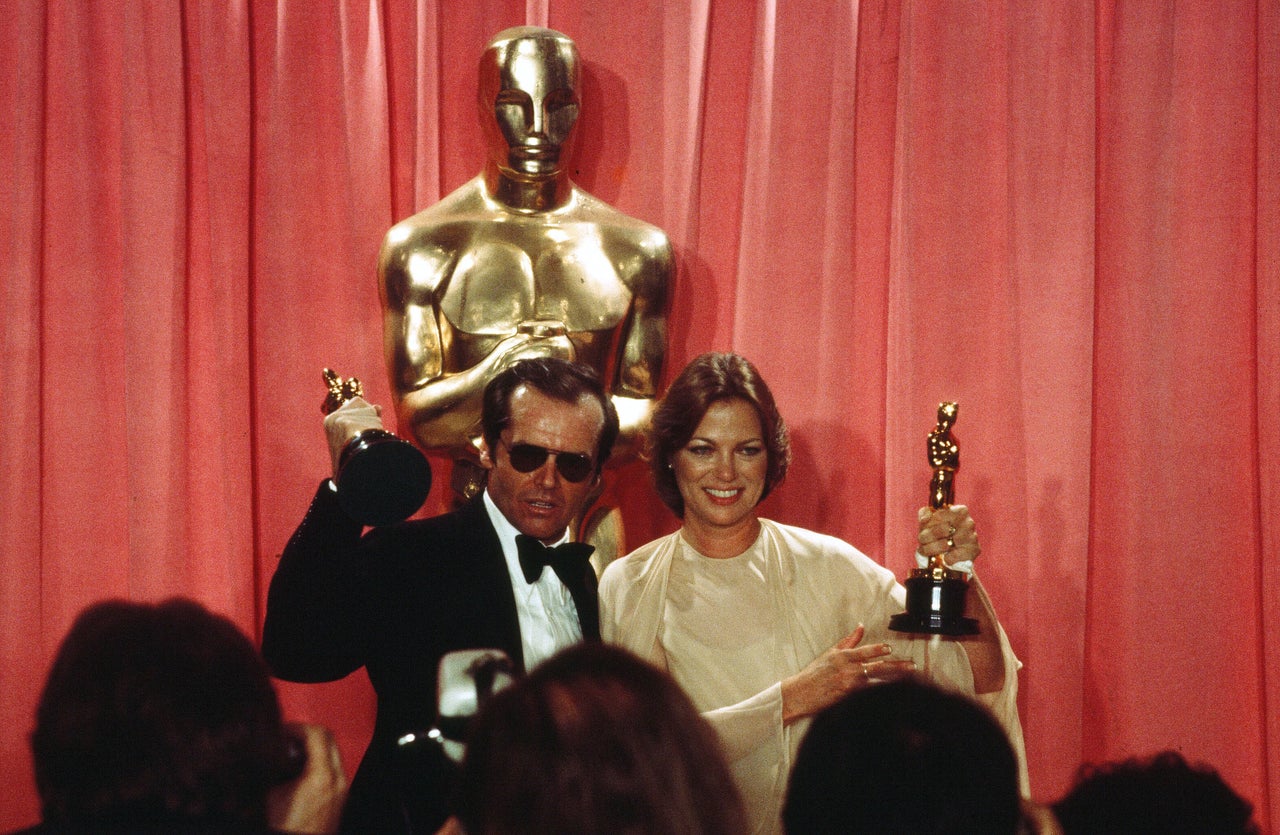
[889,402,980,635]
[378,27,671,568]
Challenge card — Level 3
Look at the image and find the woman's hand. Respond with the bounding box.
[918,504,981,566]
[781,625,915,724]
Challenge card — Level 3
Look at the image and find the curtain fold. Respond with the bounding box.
[1259,2,1280,824]
[1090,0,1267,798]
[1,0,1275,829]
[1,1,48,821]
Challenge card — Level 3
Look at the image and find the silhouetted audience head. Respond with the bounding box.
[29,598,301,833]
[1052,750,1259,835]
[783,676,1021,835]
[452,642,746,835]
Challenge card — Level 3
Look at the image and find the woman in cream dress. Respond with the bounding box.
[599,352,1025,835]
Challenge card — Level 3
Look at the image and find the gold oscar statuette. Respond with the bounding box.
[888,402,980,636]
[322,368,432,527]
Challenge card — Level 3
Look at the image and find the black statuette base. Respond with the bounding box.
[888,570,979,636]
[336,429,433,527]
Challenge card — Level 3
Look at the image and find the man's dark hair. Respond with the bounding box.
[784,676,1021,835]
[649,351,790,516]
[481,357,619,471]
[1052,750,1259,835]
[30,598,297,829]
[454,643,747,835]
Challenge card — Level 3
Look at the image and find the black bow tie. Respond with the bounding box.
[515,534,595,587]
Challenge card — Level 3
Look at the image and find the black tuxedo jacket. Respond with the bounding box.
[262,483,600,834]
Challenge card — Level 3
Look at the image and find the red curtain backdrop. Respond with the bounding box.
[2,0,1276,829]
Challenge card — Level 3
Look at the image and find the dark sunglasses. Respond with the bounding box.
[501,441,595,483]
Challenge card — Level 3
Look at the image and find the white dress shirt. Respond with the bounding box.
[482,490,583,670]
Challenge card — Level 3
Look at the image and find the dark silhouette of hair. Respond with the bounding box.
[649,351,790,516]
[784,676,1021,835]
[480,357,620,473]
[29,598,297,831]
[453,643,747,835]
[1052,750,1259,835]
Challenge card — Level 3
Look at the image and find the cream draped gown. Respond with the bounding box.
[599,520,1026,835]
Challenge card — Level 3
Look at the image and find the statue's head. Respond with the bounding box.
[479,27,580,181]
[937,402,957,430]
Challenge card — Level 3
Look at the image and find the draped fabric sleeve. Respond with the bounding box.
[967,572,1028,794]
[694,682,787,763]
[598,532,676,656]
[770,521,1028,791]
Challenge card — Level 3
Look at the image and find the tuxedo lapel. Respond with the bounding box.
[567,563,601,641]
[454,496,527,672]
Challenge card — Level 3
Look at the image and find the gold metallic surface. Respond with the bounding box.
[321,368,364,415]
[582,503,624,578]
[927,401,959,511]
[379,27,671,491]
[889,401,975,633]
[926,401,961,579]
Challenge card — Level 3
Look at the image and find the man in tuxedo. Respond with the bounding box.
[262,357,617,834]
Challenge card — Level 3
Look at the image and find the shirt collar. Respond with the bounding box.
[482,489,569,569]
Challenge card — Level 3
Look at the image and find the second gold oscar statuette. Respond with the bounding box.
[888,402,979,636]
